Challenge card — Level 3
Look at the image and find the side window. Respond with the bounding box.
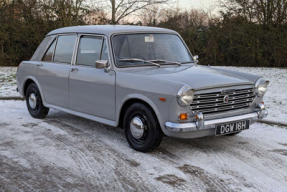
[100,39,109,61]
[54,35,77,63]
[42,40,56,61]
[76,36,103,66]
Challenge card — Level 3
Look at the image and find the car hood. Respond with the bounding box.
[124,65,254,90]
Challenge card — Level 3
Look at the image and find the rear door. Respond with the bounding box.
[35,34,77,108]
[69,35,116,120]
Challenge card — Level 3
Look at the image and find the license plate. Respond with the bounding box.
[215,120,250,136]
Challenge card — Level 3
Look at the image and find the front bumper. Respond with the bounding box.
[165,104,268,133]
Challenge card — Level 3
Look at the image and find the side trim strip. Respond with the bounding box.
[45,104,117,127]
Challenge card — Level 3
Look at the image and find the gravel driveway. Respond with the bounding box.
[0,100,287,191]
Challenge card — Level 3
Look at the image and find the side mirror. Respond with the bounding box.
[95,60,108,69]
[193,55,199,63]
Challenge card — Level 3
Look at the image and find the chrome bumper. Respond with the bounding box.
[165,105,268,133]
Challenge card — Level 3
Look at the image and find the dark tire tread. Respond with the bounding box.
[26,83,49,119]
[123,103,163,152]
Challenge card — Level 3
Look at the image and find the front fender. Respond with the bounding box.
[116,93,173,135]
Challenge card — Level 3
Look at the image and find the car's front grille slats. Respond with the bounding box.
[192,93,254,105]
[191,99,253,110]
[194,89,254,99]
[191,88,255,115]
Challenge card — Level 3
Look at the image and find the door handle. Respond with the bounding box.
[70,67,79,72]
[36,63,43,67]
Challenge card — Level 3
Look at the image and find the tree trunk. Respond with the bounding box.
[111,0,116,24]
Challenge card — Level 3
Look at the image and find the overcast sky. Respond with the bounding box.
[177,0,218,12]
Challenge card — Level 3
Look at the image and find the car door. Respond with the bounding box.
[69,35,116,120]
[35,34,77,108]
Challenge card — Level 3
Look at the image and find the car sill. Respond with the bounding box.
[45,104,117,127]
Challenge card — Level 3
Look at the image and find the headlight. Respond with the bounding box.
[255,78,269,96]
[177,85,194,107]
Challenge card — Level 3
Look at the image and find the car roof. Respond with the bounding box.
[47,25,177,36]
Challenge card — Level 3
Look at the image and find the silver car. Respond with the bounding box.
[17,25,269,152]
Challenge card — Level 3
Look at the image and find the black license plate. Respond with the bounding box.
[215,120,250,136]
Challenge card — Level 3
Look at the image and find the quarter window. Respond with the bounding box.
[42,40,56,61]
[54,35,77,63]
[77,36,103,66]
[100,39,109,61]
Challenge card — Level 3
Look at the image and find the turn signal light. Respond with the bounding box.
[260,101,264,105]
[159,97,166,101]
[179,113,188,120]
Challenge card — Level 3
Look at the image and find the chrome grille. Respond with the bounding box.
[190,88,255,115]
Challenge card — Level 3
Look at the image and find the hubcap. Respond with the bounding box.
[130,117,145,139]
[29,93,37,109]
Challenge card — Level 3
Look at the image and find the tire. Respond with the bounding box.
[123,103,163,152]
[26,83,49,119]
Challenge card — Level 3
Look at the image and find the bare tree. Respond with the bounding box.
[220,0,287,26]
[106,0,169,24]
[138,4,162,25]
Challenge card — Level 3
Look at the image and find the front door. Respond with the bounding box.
[69,35,116,120]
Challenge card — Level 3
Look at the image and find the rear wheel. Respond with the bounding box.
[26,83,49,119]
[123,103,163,152]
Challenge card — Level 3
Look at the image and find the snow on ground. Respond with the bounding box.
[216,67,287,124]
[0,67,19,97]
[0,100,287,191]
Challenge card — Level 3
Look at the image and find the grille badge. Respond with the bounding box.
[223,95,229,103]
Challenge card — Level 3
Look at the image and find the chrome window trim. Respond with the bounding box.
[52,36,58,62]
[71,34,80,66]
[99,38,105,60]
[110,32,195,68]
[73,34,106,67]
[52,33,77,65]
[41,36,57,62]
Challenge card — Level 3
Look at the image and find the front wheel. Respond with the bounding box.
[123,103,163,152]
[26,83,49,119]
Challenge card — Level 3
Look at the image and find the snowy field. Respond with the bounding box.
[0,67,19,97]
[0,100,287,191]
[0,66,287,191]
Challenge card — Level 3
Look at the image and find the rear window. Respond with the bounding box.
[54,35,77,63]
[30,35,56,61]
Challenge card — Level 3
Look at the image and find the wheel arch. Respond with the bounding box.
[116,95,163,130]
[23,79,35,97]
[22,77,46,105]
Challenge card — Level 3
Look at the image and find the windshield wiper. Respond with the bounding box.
[118,58,161,67]
[148,59,182,66]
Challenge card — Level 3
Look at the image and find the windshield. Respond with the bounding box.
[112,34,193,67]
